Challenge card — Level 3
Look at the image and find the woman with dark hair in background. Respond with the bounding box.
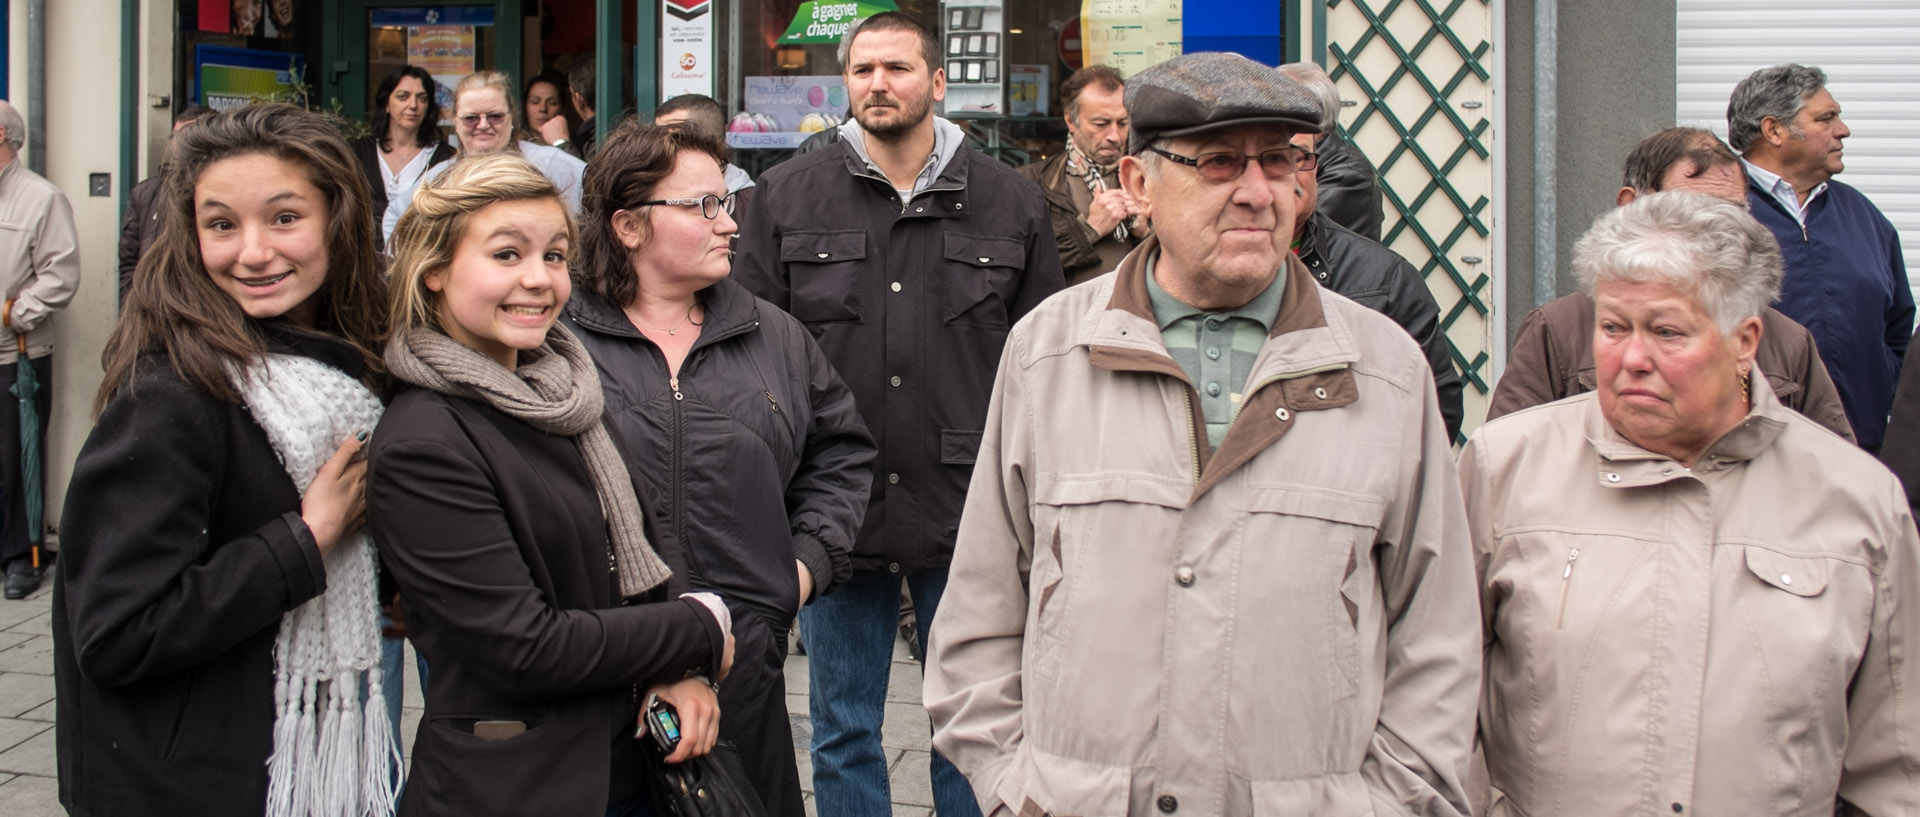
[563,119,872,817]
[354,65,455,237]
[52,103,397,816]
[523,69,581,155]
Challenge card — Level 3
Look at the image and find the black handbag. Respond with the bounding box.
[642,739,769,817]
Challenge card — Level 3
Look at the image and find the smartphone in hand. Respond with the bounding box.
[641,692,681,754]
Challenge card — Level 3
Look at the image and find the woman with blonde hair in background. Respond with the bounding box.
[381,70,585,243]
[368,151,733,817]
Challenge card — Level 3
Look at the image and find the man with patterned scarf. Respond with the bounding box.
[1018,64,1150,285]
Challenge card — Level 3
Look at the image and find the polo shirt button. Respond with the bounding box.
[888,473,900,484]
[1204,318,1224,330]
[1205,383,1221,397]
[1205,346,1220,360]
[1158,795,1178,813]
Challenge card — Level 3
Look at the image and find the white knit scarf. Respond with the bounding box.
[227,353,399,817]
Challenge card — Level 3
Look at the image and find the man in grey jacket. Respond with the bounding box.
[0,100,80,599]
[924,53,1478,817]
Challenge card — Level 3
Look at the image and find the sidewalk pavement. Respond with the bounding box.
[0,566,942,816]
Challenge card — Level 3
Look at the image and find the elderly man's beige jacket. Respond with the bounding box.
[1461,380,1920,816]
[0,158,80,362]
[926,238,1480,817]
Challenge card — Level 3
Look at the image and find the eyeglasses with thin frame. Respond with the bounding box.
[1145,145,1320,182]
[458,112,509,129]
[636,193,738,220]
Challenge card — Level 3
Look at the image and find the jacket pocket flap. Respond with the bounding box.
[1032,473,1189,509]
[1243,484,1385,528]
[944,234,1027,270]
[1744,547,1829,597]
[997,746,1132,817]
[940,429,984,465]
[781,230,868,263]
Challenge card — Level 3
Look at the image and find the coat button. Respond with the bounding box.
[1671,805,1683,814]
[888,473,901,484]
[817,252,829,259]
[1606,473,1621,483]
[1158,794,1178,813]
[890,376,902,387]
[1780,574,1793,586]
[1174,567,1194,587]
[1274,407,1290,422]
[891,282,902,292]
[1313,387,1328,400]
[916,206,925,213]
[956,202,964,209]
[978,256,991,263]
[888,563,901,574]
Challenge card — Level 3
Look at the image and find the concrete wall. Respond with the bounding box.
[1501,0,1677,345]
[6,0,158,531]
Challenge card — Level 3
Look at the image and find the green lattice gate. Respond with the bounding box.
[1324,0,1496,440]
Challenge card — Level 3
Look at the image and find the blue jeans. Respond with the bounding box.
[799,568,979,817]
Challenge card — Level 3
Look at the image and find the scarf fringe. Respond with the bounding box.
[230,354,397,817]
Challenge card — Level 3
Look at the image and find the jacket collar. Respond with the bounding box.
[1085,235,1361,499]
[563,276,761,347]
[1583,368,1790,486]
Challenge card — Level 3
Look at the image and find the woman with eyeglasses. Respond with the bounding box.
[382,71,586,244]
[561,120,874,817]
[354,66,455,243]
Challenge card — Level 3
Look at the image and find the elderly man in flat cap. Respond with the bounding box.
[923,52,1479,817]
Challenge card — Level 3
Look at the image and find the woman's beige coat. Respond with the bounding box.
[1461,378,1920,816]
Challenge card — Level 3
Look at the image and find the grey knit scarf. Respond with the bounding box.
[385,324,671,596]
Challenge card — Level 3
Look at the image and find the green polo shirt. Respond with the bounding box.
[1144,252,1286,448]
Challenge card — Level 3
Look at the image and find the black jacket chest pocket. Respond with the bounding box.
[943,234,1025,327]
[781,230,867,323]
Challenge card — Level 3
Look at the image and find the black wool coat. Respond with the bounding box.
[367,381,725,817]
[52,327,360,817]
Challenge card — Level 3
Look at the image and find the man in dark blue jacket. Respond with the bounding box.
[1728,63,1911,452]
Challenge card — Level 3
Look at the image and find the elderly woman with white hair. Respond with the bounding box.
[1461,191,1920,815]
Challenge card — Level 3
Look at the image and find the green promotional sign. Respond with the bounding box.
[779,0,899,44]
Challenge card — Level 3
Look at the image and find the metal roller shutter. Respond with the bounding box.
[1676,0,1920,308]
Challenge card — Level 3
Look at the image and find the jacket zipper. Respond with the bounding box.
[670,374,686,552]
[1555,548,1581,629]
[1182,389,1201,482]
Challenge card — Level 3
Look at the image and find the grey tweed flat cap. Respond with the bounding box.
[1125,52,1323,154]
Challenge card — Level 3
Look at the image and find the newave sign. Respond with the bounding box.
[778,1,898,44]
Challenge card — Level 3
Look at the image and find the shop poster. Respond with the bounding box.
[779,0,899,45]
[1009,64,1049,117]
[195,45,306,111]
[662,0,715,99]
[1080,0,1183,77]
[727,76,850,149]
